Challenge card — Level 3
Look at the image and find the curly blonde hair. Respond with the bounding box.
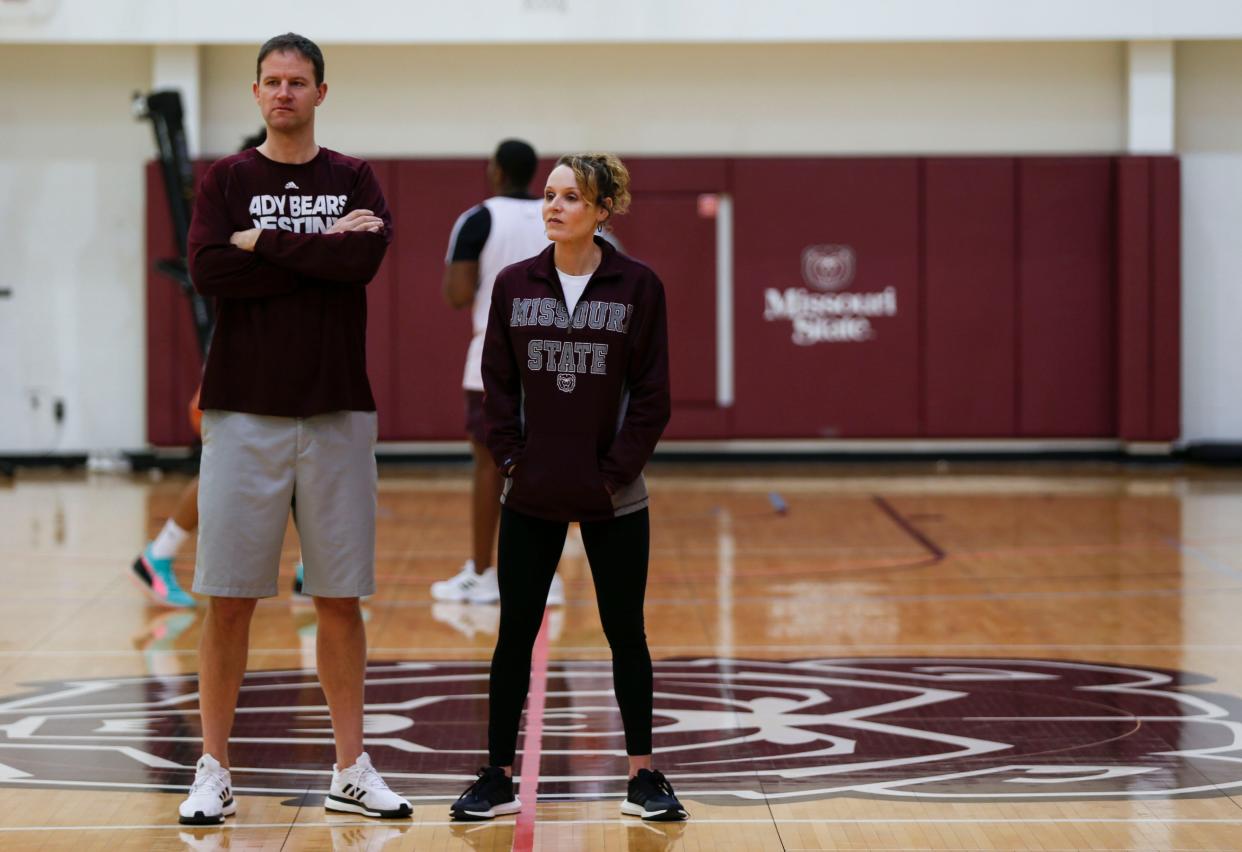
[556,153,631,229]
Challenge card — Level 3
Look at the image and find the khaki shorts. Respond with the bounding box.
[194,409,377,598]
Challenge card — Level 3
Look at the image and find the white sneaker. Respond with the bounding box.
[178,754,235,826]
[464,567,500,604]
[546,572,565,606]
[327,752,412,819]
[432,561,497,603]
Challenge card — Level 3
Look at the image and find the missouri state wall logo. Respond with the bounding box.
[801,244,856,292]
[1,658,1240,803]
[764,245,898,345]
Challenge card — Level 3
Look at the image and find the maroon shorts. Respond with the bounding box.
[464,390,486,446]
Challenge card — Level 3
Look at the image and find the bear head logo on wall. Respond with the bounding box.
[801,245,856,291]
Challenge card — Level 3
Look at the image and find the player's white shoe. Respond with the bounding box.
[433,561,563,605]
[432,561,499,603]
[326,752,412,819]
[178,754,235,826]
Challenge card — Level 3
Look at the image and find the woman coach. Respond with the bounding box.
[450,153,687,822]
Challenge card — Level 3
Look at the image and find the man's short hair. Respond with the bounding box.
[494,139,538,188]
[257,33,325,86]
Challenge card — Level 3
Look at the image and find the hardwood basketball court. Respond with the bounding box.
[1,461,1240,851]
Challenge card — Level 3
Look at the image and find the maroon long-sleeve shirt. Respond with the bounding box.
[482,237,671,522]
[188,147,391,417]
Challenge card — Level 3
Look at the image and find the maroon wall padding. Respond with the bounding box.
[611,196,717,406]
[1151,157,1181,441]
[731,159,922,437]
[145,161,206,447]
[1116,158,1153,440]
[923,158,1018,437]
[1016,158,1116,437]
[623,159,729,194]
[609,159,731,438]
[385,160,489,440]
[1116,155,1182,442]
[146,154,1182,446]
[363,161,400,440]
[613,194,725,437]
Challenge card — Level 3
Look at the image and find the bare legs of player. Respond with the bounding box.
[199,595,366,768]
[171,476,200,532]
[471,440,504,574]
[313,596,367,767]
[199,597,258,767]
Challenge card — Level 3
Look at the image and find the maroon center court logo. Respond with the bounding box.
[1,657,1240,803]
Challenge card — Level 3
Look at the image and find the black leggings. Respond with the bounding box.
[488,506,653,766]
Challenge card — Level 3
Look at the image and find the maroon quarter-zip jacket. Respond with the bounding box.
[482,237,672,523]
[188,147,391,418]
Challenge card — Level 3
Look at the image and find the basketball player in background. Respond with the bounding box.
[130,128,269,610]
[429,139,566,608]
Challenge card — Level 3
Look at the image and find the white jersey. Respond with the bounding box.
[447,196,549,390]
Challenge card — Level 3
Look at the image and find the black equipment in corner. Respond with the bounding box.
[133,89,214,358]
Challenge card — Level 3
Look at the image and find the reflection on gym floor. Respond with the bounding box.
[2,463,1242,850]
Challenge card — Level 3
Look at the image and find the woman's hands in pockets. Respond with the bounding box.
[511,432,613,515]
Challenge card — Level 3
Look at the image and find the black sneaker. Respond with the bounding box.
[450,766,522,821]
[621,768,688,821]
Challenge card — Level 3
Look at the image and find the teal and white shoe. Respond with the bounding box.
[131,544,196,608]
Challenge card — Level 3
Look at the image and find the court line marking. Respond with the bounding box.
[10,537,1229,564]
[4,817,1242,833]
[513,608,552,852]
[0,777,456,797]
[872,495,946,564]
[11,581,1242,612]
[1167,538,1242,582]
[718,586,1242,605]
[6,642,1242,659]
